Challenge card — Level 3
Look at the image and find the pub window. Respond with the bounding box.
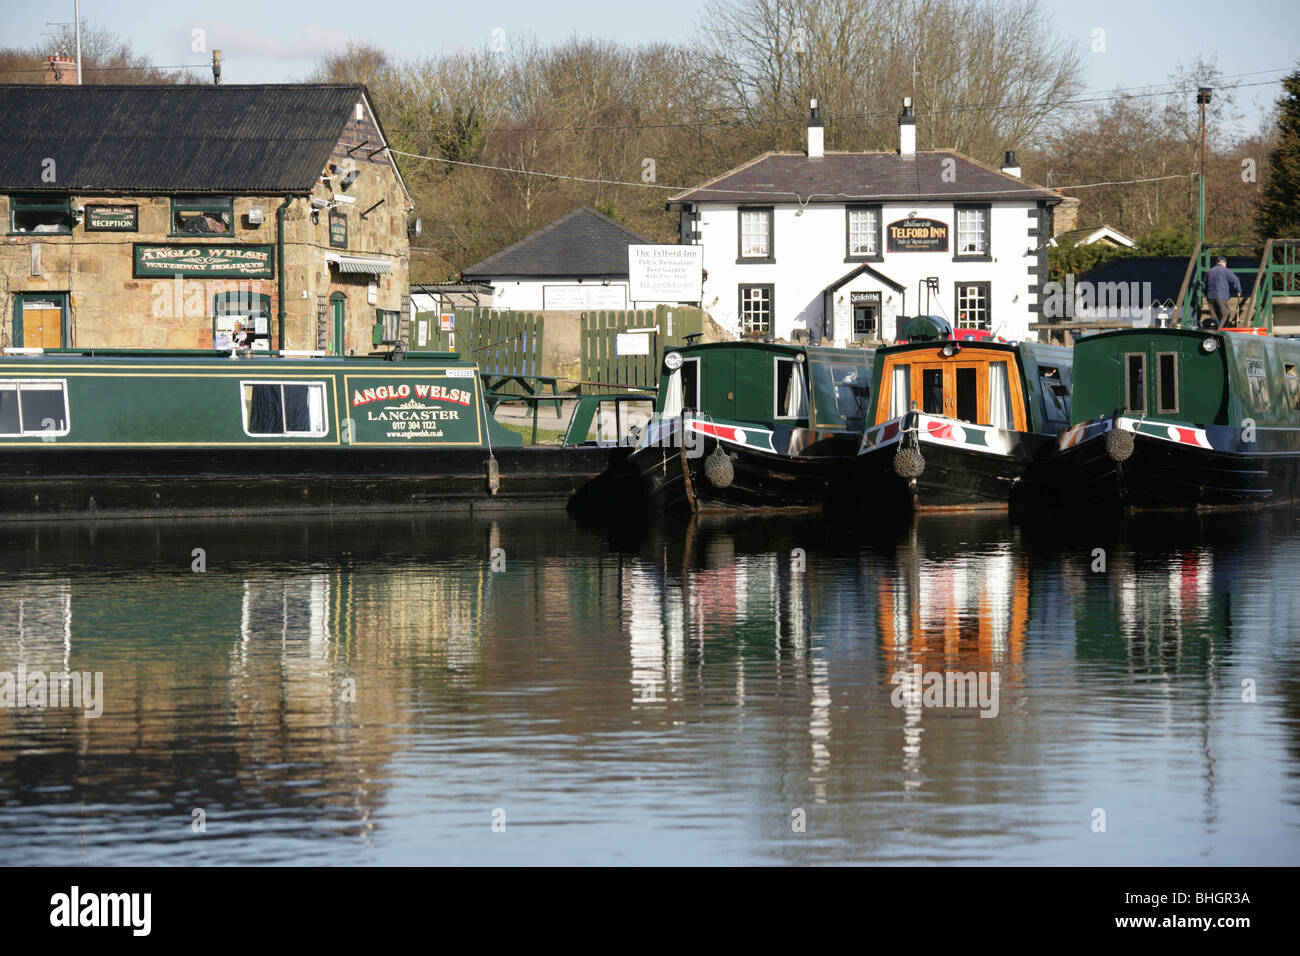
[774,357,809,418]
[739,284,773,335]
[846,206,881,258]
[172,196,233,235]
[377,309,402,344]
[9,194,72,234]
[738,207,773,260]
[1038,366,1070,427]
[241,382,328,437]
[0,379,70,436]
[1285,364,1300,411]
[1156,352,1179,414]
[1125,353,1146,413]
[955,282,990,330]
[954,204,990,257]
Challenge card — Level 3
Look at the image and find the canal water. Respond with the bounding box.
[1,507,1298,865]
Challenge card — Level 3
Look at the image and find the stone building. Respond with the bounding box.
[0,83,412,354]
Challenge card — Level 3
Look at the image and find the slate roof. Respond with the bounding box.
[0,84,374,194]
[669,151,1059,205]
[1078,256,1259,305]
[462,207,653,279]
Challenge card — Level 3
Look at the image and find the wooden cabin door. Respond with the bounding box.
[702,352,736,421]
[908,359,1023,430]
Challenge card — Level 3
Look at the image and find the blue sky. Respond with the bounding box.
[3,0,1295,134]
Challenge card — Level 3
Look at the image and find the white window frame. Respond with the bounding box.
[240,380,329,438]
[0,378,71,437]
[955,206,989,257]
[847,207,880,257]
[955,283,990,330]
[738,207,773,259]
[739,284,773,335]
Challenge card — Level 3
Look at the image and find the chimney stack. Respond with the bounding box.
[1001,150,1021,178]
[44,55,78,86]
[899,97,916,156]
[807,98,824,159]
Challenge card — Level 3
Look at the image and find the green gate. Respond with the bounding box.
[412,308,544,388]
[580,305,704,394]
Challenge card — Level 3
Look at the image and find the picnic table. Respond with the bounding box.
[479,373,563,415]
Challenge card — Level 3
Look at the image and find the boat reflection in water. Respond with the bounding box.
[0,507,1296,863]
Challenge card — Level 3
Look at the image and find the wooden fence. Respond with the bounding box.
[412,309,544,389]
[580,305,704,394]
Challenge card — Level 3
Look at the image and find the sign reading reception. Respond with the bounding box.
[83,204,138,232]
[133,243,275,278]
[886,218,949,253]
[628,245,702,302]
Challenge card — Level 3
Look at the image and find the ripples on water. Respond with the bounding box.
[0,507,1298,865]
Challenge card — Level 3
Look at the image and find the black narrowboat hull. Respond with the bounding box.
[0,445,637,521]
[1050,416,1300,511]
[854,413,1055,511]
[630,433,849,516]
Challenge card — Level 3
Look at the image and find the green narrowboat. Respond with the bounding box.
[0,347,637,520]
[1050,327,1300,509]
[629,340,875,514]
[853,318,1073,510]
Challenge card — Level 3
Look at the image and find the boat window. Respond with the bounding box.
[889,365,910,418]
[680,358,699,412]
[988,361,1012,429]
[1125,354,1146,413]
[1156,352,1179,414]
[922,368,944,415]
[830,363,869,422]
[242,382,328,437]
[774,357,809,418]
[1247,360,1270,412]
[0,379,70,436]
[1286,364,1299,411]
[955,367,978,422]
[1037,365,1070,427]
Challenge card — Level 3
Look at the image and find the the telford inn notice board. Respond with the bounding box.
[628,245,703,302]
[886,218,949,253]
[83,204,138,232]
[133,243,275,278]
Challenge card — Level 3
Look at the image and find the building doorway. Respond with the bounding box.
[12,293,68,349]
[850,292,881,341]
[329,293,347,356]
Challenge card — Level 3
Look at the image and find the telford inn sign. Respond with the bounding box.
[83,204,138,232]
[133,243,275,278]
[886,217,949,253]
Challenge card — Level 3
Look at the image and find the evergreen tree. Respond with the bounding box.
[1257,68,1300,238]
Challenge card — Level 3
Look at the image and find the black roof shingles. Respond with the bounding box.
[462,206,653,279]
[0,84,369,194]
[669,151,1059,205]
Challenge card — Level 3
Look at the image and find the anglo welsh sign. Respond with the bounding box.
[84,204,138,232]
[886,218,949,253]
[133,243,275,278]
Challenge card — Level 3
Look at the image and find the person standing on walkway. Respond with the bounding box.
[1202,257,1242,326]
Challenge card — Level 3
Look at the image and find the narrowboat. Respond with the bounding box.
[853,317,1073,510]
[1050,326,1300,510]
[629,340,875,514]
[0,347,639,520]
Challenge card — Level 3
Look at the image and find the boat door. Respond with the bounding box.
[701,350,736,421]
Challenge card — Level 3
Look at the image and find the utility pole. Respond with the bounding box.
[1197,86,1212,246]
[74,0,82,83]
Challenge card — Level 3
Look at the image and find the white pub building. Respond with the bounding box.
[668,100,1062,344]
